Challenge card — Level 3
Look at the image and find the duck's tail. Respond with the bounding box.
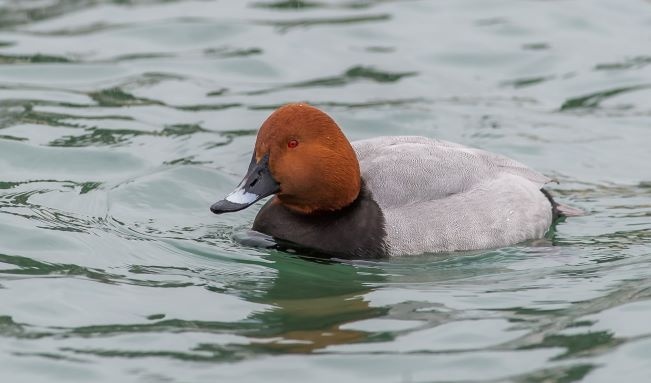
[541,188,585,221]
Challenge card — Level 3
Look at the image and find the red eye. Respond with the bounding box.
[287,139,299,148]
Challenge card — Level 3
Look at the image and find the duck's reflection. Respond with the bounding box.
[241,247,387,353]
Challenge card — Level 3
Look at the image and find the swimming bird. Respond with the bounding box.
[211,103,575,258]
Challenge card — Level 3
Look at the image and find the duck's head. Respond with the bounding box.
[211,103,361,215]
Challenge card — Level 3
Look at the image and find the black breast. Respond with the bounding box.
[252,183,388,259]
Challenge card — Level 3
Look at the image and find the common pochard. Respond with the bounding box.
[211,103,575,257]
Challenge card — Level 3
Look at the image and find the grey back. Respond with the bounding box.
[352,136,553,255]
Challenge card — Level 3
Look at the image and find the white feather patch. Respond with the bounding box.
[225,187,258,204]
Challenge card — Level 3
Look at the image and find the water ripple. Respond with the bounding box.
[258,13,390,31]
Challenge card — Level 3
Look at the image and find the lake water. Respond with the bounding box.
[1,0,650,382]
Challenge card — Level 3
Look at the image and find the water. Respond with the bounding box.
[0,0,650,381]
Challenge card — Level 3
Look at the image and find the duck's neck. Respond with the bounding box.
[253,181,388,258]
[277,158,361,214]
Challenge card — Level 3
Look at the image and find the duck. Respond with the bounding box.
[210,103,575,258]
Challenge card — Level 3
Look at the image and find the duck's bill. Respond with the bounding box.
[210,154,280,214]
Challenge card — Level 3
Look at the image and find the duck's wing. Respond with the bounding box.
[352,136,551,209]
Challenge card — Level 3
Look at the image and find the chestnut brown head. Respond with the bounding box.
[211,103,361,215]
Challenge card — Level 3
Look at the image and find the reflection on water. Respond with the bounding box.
[1,0,651,381]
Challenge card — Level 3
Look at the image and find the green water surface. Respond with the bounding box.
[1,0,651,382]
